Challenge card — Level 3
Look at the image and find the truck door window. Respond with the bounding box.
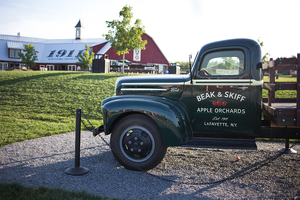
[199,50,245,76]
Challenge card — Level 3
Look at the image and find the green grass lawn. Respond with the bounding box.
[262,75,297,98]
[0,71,124,146]
[0,183,118,200]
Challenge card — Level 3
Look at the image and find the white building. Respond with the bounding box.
[0,20,108,71]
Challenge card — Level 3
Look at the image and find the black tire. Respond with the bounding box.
[110,114,167,171]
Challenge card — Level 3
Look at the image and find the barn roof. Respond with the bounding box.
[100,33,169,66]
[0,34,106,63]
[94,42,111,55]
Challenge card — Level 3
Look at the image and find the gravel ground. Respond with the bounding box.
[0,131,300,200]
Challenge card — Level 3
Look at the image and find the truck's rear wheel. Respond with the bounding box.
[110,114,167,171]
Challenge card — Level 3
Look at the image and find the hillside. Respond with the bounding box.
[0,71,123,146]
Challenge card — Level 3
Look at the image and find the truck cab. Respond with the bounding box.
[189,39,262,139]
[99,38,264,171]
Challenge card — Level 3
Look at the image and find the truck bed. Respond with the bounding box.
[262,56,300,128]
[263,102,297,126]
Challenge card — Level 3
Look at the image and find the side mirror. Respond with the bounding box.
[257,62,262,69]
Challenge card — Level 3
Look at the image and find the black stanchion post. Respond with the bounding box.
[74,108,81,168]
[65,108,90,176]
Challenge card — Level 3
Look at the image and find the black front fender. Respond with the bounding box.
[101,95,192,146]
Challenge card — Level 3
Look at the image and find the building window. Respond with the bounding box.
[46,65,54,71]
[0,62,8,71]
[68,65,76,71]
[9,49,21,58]
[76,29,80,38]
[39,65,47,71]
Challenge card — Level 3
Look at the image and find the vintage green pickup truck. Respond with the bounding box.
[94,38,300,171]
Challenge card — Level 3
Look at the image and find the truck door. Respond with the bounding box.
[192,48,252,137]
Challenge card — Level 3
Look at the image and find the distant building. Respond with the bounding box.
[0,20,169,73]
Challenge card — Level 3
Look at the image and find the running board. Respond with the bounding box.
[182,138,257,150]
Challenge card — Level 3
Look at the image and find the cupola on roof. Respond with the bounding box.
[75,19,83,28]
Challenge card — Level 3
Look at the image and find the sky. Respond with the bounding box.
[1,0,300,62]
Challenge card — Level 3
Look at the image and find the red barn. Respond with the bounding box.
[92,33,169,73]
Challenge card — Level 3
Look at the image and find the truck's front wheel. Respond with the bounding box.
[110,114,167,171]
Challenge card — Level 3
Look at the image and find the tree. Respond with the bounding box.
[104,5,147,73]
[257,38,270,63]
[18,44,38,69]
[76,44,95,70]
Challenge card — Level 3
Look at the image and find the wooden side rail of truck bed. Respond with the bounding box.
[262,54,300,127]
[261,55,300,153]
